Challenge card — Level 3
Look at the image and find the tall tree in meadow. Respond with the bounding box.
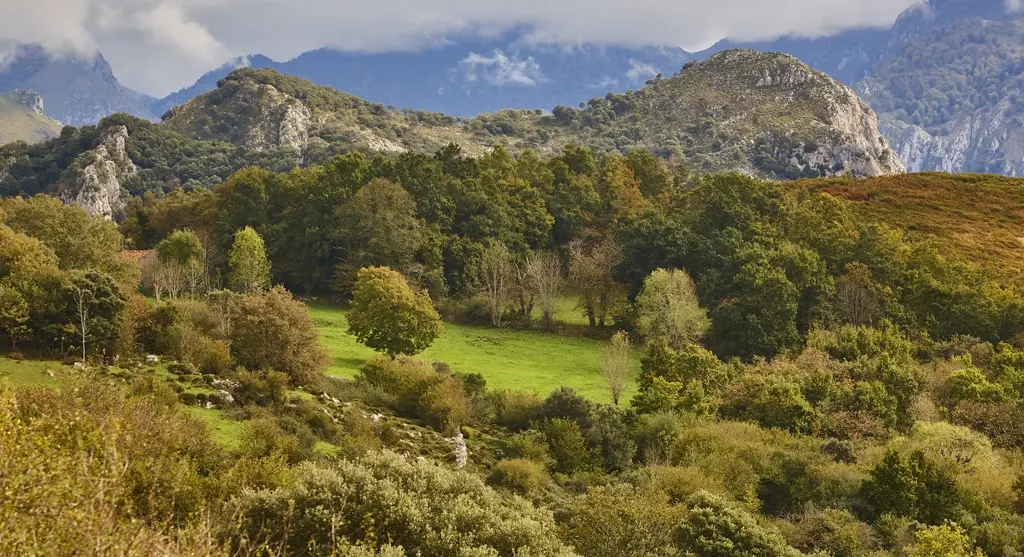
[347,266,442,357]
[228,226,272,294]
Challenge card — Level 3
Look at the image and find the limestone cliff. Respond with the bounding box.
[60,125,137,219]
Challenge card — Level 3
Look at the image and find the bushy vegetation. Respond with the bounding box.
[8,130,1024,555]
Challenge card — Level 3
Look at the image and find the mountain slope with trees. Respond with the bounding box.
[855,18,1024,175]
[162,50,902,179]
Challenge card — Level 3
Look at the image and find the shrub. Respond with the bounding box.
[418,376,472,435]
[535,386,593,428]
[227,451,577,556]
[487,459,548,495]
[677,491,802,557]
[230,286,329,385]
[563,486,683,557]
[238,416,317,464]
[233,369,290,407]
[541,418,597,475]
[500,431,550,463]
[178,326,232,375]
[789,508,877,557]
[489,389,542,431]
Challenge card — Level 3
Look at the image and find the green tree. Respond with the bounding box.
[861,450,964,524]
[0,196,136,289]
[541,418,596,475]
[677,491,802,557]
[228,226,272,293]
[332,178,424,293]
[905,523,983,557]
[632,341,723,415]
[635,268,710,350]
[0,286,29,350]
[347,267,442,357]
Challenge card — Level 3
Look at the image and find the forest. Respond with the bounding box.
[4,142,1024,556]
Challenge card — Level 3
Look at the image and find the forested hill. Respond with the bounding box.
[163,49,902,180]
[0,49,902,220]
[855,18,1024,175]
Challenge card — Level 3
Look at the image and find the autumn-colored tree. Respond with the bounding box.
[230,286,329,385]
[348,266,442,357]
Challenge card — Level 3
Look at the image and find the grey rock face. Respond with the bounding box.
[13,89,44,114]
[62,125,137,219]
[878,99,1024,176]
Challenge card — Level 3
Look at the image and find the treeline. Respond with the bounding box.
[123,142,1024,362]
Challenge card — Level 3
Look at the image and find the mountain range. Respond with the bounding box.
[0,0,1021,175]
[1,49,902,219]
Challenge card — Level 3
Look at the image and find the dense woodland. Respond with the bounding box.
[5,141,1024,555]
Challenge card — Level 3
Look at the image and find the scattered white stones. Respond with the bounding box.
[145,355,160,364]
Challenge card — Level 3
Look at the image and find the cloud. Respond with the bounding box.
[0,0,923,96]
[1008,0,1022,12]
[626,59,660,82]
[459,50,544,86]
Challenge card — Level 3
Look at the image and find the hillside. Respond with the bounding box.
[855,18,1024,175]
[0,44,157,126]
[163,50,902,179]
[798,172,1024,275]
[0,90,62,145]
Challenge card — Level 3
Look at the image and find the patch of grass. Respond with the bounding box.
[308,303,640,404]
[797,172,1024,277]
[183,406,245,450]
[0,357,66,387]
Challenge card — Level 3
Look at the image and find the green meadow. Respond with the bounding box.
[308,303,639,404]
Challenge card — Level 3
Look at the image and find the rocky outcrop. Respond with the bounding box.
[631,50,904,178]
[13,90,45,114]
[62,125,137,219]
[879,99,1024,176]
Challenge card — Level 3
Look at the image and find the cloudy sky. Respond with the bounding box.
[0,0,928,96]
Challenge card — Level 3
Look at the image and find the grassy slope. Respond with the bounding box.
[0,94,63,145]
[799,172,1024,276]
[0,356,246,449]
[309,303,639,404]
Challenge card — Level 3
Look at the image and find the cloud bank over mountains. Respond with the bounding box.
[0,0,944,96]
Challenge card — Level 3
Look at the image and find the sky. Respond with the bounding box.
[0,0,930,97]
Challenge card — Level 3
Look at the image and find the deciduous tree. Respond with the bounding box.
[347,266,442,357]
[635,268,710,350]
[228,226,272,293]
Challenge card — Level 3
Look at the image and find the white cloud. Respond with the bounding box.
[459,50,544,86]
[626,59,659,82]
[0,0,927,96]
[1008,0,1022,12]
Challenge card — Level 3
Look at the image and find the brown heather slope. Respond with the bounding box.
[798,172,1024,276]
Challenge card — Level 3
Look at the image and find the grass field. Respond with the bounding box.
[309,303,639,404]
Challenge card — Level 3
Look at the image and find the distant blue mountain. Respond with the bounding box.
[150,37,690,117]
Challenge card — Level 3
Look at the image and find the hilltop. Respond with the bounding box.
[0,90,62,145]
[163,49,902,178]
